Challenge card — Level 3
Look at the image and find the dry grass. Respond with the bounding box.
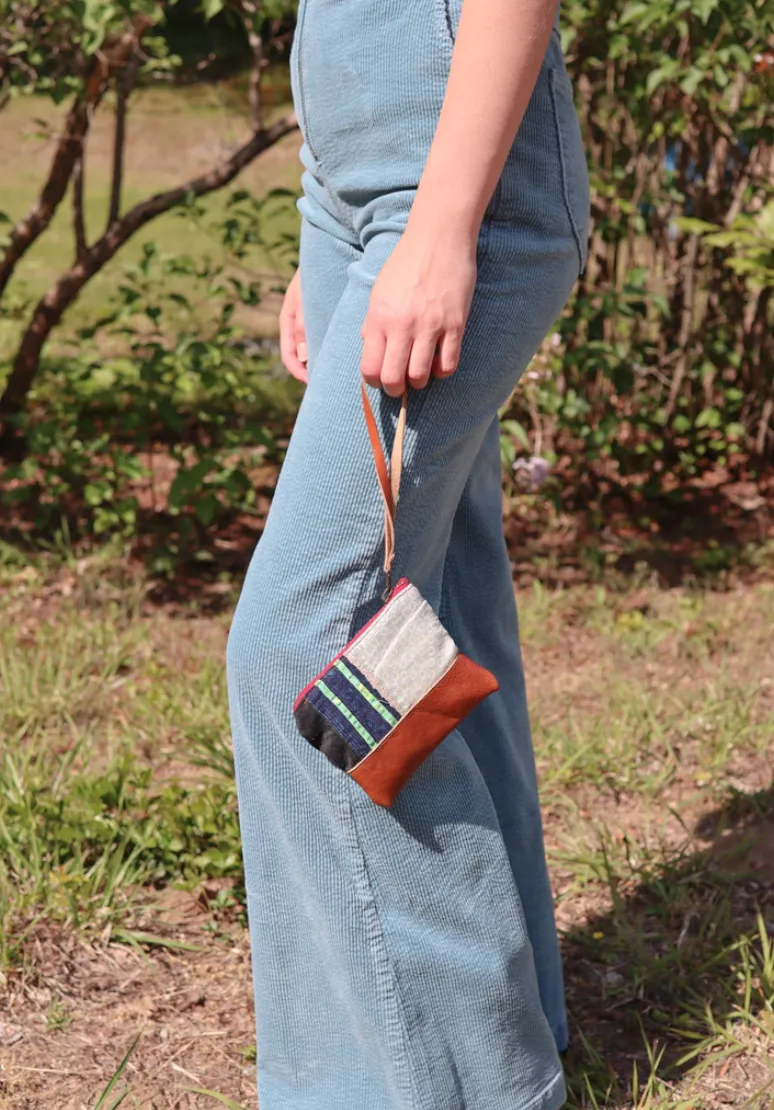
[0,554,772,1108]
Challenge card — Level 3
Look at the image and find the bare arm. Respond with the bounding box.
[411,0,558,240]
[360,0,559,395]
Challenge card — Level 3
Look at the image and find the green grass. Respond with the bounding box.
[0,557,241,967]
[0,559,772,1106]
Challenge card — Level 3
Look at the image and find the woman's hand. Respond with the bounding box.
[360,227,477,397]
[279,269,309,383]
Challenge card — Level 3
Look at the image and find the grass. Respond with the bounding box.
[0,565,241,968]
[0,550,772,1106]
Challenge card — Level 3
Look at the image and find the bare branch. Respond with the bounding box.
[239,0,265,130]
[105,112,296,251]
[0,112,298,434]
[0,17,154,300]
[0,56,107,298]
[665,233,700,419]
[107,50,140,230]
[72,148,87,260]
[725,142,762,227]
[756,397,773,457]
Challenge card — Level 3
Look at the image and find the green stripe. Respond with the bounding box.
[334,660,399,727]
[316,680,377,749]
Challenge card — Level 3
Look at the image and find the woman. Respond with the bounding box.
[227,0,588,1107]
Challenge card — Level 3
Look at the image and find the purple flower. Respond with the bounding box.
[513,455,551,490]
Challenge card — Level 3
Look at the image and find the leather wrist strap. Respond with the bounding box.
[361,382,408,597]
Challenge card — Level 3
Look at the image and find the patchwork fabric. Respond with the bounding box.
[301,656,401,765]
[294,579,499,806]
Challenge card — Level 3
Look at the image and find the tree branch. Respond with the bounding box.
[107,51,140,230]
[72,147,87,260]
[0,113,298,438]
[665,233,700,419]
[240,1,265,130]
[0,19,153,301]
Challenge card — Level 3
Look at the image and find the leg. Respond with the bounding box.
[228,200,578,1109]
[439,422,568,1051]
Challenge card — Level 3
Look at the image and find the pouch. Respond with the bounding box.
[293,385,499,807]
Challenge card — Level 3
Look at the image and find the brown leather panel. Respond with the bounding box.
[348,652,499,808]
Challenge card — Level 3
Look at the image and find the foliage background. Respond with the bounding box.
[0,0,772,557]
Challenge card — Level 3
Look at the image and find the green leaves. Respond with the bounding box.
[677,203,774,290]
[538,0,774,483]
[0,0,171,101]
[499,419,530,471]
[200,0,224,17]
[645,58,680,97]
[693,0,719,22]
[81,0,117,54]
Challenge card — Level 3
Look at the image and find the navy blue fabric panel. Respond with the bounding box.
[339,655,401,722]
[323,665,393,743]
[305,685,372,760]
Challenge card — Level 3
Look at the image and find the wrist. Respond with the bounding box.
[405,195,482,250]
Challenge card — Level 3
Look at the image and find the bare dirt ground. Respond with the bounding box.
[1,900,256,1110]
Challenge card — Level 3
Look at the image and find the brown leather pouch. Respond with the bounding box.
[293,387,498,808]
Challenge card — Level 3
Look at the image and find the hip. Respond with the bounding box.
[291,1,588,273]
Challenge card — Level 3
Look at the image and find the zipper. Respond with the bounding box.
[294,0,321,164]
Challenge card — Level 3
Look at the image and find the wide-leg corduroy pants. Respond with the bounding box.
[227,4,589,1107]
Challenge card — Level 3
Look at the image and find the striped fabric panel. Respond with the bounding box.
[316,679,378,748]
[299,630,416,766]
[317,667,395,747]
[335,657,400,727]
[305,685,373,760]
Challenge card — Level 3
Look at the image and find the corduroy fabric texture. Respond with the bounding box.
[227,3,589,1107]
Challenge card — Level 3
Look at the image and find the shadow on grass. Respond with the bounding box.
[560,783,774,1107]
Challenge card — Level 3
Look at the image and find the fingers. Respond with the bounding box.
[362,325,458,393]
[406,332,438,391]
[431,327,463,380]
[360,326,387,390]
[295,314,308,371]
[380,332,414,397]
[279,278,308,384]
[362,319,414,396]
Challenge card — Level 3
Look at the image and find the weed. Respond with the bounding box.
[46,997,73,1033]
[91,1035,140,1110]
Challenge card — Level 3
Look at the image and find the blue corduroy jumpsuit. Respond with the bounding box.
[227,3,589,1107]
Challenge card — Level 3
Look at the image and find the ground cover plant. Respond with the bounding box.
[0,552,772,1107]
